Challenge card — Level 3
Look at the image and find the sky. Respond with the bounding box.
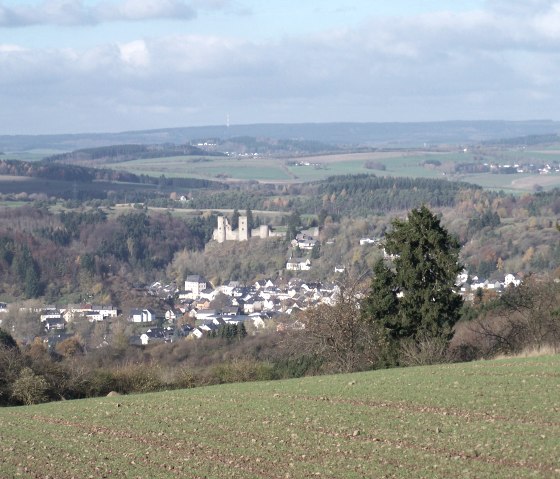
[1,0,560,134]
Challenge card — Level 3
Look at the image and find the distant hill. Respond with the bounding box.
[2,120,560,151]
[42,143,224,165]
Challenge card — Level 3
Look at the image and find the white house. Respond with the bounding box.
[504,273,522,287]
[130,309,155,323]
[359,238,377,246]
[219,281,241,296]
[184,275,208,297]
[92,305,118,319]
[286,258,312,271]
[86,311,105,322]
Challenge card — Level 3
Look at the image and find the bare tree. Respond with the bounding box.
[287,273,382,373]
[468,276,560,356]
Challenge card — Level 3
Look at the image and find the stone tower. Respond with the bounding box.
[238,216,249,241]
[215,216,226,243]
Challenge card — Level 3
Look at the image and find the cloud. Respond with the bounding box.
[119,40,151,67]
[3,1,560,133]
[0,0,198,27]
[98,0,196,22]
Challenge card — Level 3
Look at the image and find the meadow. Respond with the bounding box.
[104,149,560,191]
[1,355,558,478]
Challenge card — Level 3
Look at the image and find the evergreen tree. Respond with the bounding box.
[286,210,301,241]
[245,208,254,231]
[364,206,463,343]
[239,322,247,338]
[0,328,18,349]
[231,209,240,230]
[311,242,321,259]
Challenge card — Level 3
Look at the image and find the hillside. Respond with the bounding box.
[1,355,558,478]
[2,120,560,151]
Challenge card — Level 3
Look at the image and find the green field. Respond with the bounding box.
[104,150,560,191]
[109,155,295,182]
[1,355,559,478]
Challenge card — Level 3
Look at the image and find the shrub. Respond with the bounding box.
[11,367,48,405]
[113,363,166,394]
[210,359,276,384]
[398,333,450,366]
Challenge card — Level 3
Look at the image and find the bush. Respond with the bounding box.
[113,363,166,394]
[11,367,48,405]
[398,333,450,366]
[209,359,277,384]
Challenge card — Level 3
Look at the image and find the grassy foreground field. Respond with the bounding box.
[1,356,559,478]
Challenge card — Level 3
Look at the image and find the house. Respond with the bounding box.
[254,279,275,290]
[286,258,312,271]
[247,313,267,329]
[86,311,105,322]
[40,311,63,323]
[243,297,263,314]
[222,305,240,316]
[232,286,248,298]
[188,328,205,339]
[223,315,249,325]
[184,275,208,297]
[193,299,211,310]
[129,309,156,323]
[219,281,241,296]
[199,288,218,301]
[44,317,65,331]
[62,304,94,322]
[140,328,166,345]
[165,309,183,322]
[359,238,378,246]
[195,309,219,320]
[504,273,521,287]
[291,233,318,250]
[91,305,119,319]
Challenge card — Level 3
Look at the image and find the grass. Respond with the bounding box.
[109,155,294,181]
[5,147,560,191]
[1,355,559,478]
[105,150,560,191]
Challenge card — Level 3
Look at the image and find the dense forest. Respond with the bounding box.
[182,174,482,216]
[0,158,224,189]
[42,143,225,165]
[0,206,215,305]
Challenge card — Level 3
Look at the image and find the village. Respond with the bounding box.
[0,211,523,350]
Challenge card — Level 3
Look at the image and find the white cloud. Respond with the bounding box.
[3,1,560,133]
[119,40,150,67]
[0,0,198,26]
[0,44,26,53]
[97,0,195,22]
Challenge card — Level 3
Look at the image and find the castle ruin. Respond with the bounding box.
[212,215,282,243]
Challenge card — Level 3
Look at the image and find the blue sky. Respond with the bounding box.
[1,0,559,134]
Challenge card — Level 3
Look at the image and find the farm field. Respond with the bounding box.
[104,150,560,191]
[109,155,296,182]
[0,176,161,198]
[0,355,559,478]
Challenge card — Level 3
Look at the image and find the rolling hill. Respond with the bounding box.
[0,355,558,478]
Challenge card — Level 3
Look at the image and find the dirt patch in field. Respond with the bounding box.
[510,174,560,190]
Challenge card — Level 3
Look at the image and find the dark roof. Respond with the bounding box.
[186,275,206,283]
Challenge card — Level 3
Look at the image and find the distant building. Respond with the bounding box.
[212,215,283,243]
[184,275,208,296]
[129,309,155,323]
[286,258,312,271]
